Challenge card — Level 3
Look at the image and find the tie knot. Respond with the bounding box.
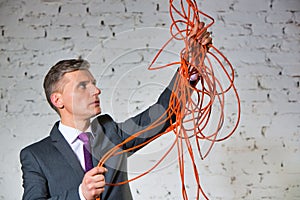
[78,132,90,144]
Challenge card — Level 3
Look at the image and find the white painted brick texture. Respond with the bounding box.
[0,0,299,199]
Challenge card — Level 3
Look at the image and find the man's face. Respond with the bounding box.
[57,69,101,121]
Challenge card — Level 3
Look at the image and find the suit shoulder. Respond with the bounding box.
[93,114,115,127]
[92,114,121,137]
[20,136,51,155]
[97,114,114,122]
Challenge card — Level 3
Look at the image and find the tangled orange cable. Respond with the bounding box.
[97,0,241,199]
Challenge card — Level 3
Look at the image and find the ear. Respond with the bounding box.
[50,92,64,109]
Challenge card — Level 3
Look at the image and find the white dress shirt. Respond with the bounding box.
[58,121,94,200]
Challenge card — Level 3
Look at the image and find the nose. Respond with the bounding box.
[92,84,101,96]
[95,86,101,95]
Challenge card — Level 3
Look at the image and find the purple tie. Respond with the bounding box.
[78,132,93,172]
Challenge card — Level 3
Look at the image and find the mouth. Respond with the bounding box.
[90,99,100,106]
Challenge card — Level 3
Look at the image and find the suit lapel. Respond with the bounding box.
[50,123,85,178]
[91,118,115,167]
[91,120,105,167]
[91,118,126,190]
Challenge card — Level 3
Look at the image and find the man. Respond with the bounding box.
[20,58,182,200]
[20,27,212,200]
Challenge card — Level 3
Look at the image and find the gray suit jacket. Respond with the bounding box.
[20,74,178,200]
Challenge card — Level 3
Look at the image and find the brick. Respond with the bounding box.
[235,0,270,12]
[266,11,294,24]
[88,1,126,14]
[273,0,300,11]
[268,52,299,66]
[5,23,45,38]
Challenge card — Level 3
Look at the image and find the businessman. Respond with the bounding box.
[20,28,212,200]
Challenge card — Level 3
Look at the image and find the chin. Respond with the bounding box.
[87,107,101,118]
[94,108,101,116]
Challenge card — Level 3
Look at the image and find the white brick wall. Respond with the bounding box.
[0,0,299,199]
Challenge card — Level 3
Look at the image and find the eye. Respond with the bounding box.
[78,82,87,89]
[91,80,96,86]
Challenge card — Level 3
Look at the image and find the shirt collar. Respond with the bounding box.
[58,122,94,144]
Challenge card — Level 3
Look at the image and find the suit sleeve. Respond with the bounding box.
[20,147,80,200]
[116,72,180,151]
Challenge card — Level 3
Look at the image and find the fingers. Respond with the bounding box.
[197,29,212,46]
[198,21,205,30]
[190,21,199,37]
[201,33,212,46]
[81,167,107,200]
[87,166,108,176]
[190,21,204,37]
[189,21,212,48]
[85,174,105,187]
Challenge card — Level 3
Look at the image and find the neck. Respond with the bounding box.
[60,117,91,132]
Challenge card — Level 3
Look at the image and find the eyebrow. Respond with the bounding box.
[77,79,96,86]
